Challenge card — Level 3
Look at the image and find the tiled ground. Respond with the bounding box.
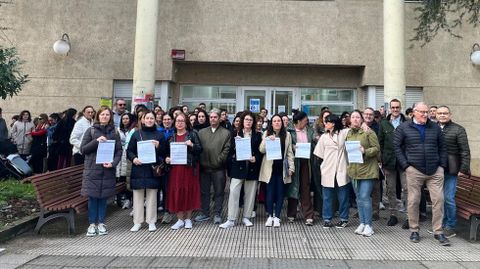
[2,204,479,262]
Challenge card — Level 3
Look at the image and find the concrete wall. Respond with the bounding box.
[1,0,480,173]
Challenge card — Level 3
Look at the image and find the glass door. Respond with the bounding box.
[271,88,294,116]
[238,87,271,115]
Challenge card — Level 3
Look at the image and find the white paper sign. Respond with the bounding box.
[265,137,282,160]
[235,137,252,161]
[137,140,156,164]
[170,142,188,165]
[96,140,115,164]
[345,141,364,164]
[295,143,311,159]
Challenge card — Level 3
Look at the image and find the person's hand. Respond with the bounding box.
[97,136,107,142]
[103,163,113,168]
[360,122,370,132]
[152,140,159,148]
[406,166,415,173]
[165,157,171,164]
[249,156,256,163]
[269,135,276,140]
[288,170,293,176]
[359,145,365,153]
[133,158,142,165]
[185,140,193,147]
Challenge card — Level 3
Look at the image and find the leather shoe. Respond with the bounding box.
[387,215,398,226]
[434,234,451,246]
[410,232,420,243]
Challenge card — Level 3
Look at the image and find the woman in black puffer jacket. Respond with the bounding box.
[80,107,122,237]
[127,111,167,233]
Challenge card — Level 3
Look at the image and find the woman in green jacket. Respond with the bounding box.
[346,110,380,237]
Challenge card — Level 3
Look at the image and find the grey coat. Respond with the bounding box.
[80,124,122,198]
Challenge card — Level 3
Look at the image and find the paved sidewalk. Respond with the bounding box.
[0,204,479,268]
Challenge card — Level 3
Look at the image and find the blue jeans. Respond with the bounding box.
[322,182,350,222]
[353,179,374,226]
[88,197,108,224]
[266,174,285,217]
[443,173,457,229]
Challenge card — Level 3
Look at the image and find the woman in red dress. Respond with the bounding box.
[165,112,203,230]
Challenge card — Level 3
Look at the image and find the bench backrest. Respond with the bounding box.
[28,165,84,208]
[457,175,480,207]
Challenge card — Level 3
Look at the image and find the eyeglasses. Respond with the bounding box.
[176,120,185,123]
[414,110,429,115]
[117,104,126,107]
[244,118,253,122]
[437,112,450,115]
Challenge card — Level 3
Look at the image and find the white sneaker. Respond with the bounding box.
[362,224,374,237]
[148,223,157,232]
[219,220,235,229]
[171,219,185,230]
[242,218,253,227]
[184,219,193,229]
[251,211,256,218]
[354,223,365,235]
[130,223,141,232]
[97,223,108,235]
[122,199,131,209]
[86,224,96,236]
[379,202,386,210]
[265,217,273,227]
[273,217,281,228]
[129,210,134,217]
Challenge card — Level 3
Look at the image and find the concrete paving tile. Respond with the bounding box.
[229,258,269,269]
[107,256,155,268]
[148,256,192,268]
[271,259,348,269]
[0,253,39,265]
[345,260,426,269]
[26,255,78,266]
[67,256,116,267]
[189,257,231,268]
[420,261,465,269]
[18,265,63,269]
[459,262,480,269]
[0,264,19,269]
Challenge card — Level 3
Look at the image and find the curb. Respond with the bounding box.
[0,214,39,243]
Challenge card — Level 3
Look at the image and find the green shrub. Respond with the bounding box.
[0,180,36,206]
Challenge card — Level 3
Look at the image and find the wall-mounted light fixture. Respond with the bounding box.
[53,33,71,55]
[471,43,480,65]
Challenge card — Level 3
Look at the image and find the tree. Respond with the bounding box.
[0,47,28,100]
[411,0,480,46]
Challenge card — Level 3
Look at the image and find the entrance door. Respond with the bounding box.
[271,88,294,116]
[238,87,296,117]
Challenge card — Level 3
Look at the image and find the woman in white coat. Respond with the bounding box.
[69,106,95,165]
[258,114,295,228]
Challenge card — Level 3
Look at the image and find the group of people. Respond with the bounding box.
[0,98,470,247]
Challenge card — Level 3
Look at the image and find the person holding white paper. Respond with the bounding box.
[220,111,263,229]
[164,113,202,230]
[127,111,167,233]
[286,111,316,226]
[259,114,295,228]
[80,107,122,237]
[346,110,380,237]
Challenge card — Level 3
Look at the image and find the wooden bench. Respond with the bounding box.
[456,175,480,241]
[25,165,125,234]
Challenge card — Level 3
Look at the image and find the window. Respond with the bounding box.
[180,85,237,113]
[301,88,355,116]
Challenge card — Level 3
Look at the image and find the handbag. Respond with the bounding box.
[152,161,170,177]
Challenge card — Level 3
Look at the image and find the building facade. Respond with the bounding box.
[1,0,480,172]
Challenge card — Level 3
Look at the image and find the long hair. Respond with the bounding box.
[324,114,343,134]
[266,114,286,157]
[238,110,256,133]
[19,110,32,122]
[120,113,136,132]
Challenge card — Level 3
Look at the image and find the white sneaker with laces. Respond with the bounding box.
[219,220,235,229]
[148,223,157,232]
[379,202,386,210]
[86,224,96,237]
[265,217,273,227]
[122,199,131,209]
[273,217,281,228]
[171,219,185,230]
[354,223,365,235]
[97,223,108,235]
[242,218,253,227]
[130,223,141,232]
[362,224,374,237]
[184,219,193,229]
[251,211,256,218]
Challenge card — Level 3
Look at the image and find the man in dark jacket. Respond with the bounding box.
[363,107,381,220]
[378,99,407,226]
[436,105,471,238]
[394,102,449,246]
[196,108,231,224]
[0,107,8,141]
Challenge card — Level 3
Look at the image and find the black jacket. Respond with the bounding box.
[166,130,203,168]
[80,124,122,198]
[227,129,263,180]
[378,114,407,170]
[440,121,471,175]
[127,126,167,189]
[394,119,447,176]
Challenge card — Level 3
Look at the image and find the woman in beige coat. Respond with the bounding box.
[259,114,294,228]
[313,114,351,229]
